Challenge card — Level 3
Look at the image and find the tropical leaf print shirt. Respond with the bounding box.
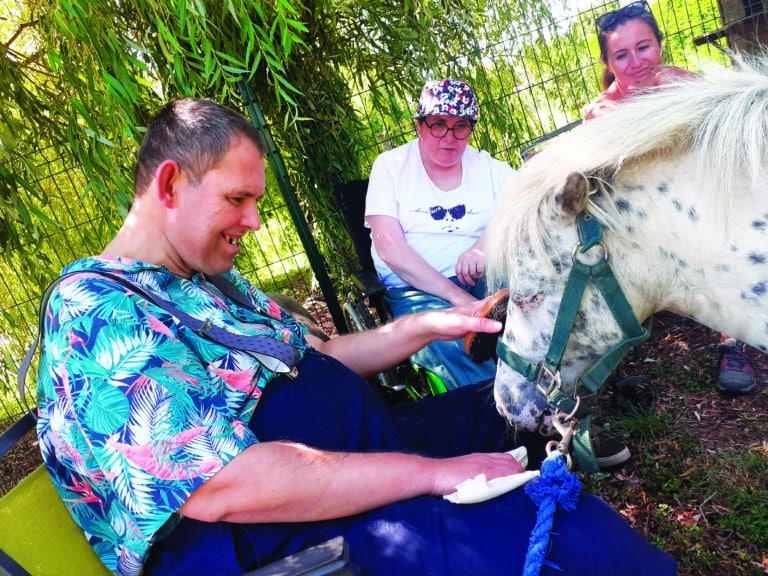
[36,256,310,576]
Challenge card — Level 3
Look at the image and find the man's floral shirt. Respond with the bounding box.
[36,256,309,575]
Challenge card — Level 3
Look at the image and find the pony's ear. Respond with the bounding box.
[556,172,590,215]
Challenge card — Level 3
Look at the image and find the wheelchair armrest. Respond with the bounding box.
[242,535,357,575]
[0,412,36,460]
[351,270,386,299]
[0,548,30,576]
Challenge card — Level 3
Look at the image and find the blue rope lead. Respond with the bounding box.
[522,453,582,576]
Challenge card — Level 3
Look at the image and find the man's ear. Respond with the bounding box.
[155,160,182,208]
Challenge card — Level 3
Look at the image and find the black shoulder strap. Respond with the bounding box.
[18,271,300,418]
[206,274,261,309]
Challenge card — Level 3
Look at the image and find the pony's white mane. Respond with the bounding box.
[486,53,768,288]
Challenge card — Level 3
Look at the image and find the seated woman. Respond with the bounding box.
[365,78,516,390]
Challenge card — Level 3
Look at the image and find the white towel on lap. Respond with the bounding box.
[443,446,540,504]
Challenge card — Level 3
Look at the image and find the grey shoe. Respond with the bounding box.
[592,426,631,469]
[716,339,757,394]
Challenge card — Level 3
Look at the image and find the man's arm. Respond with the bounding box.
[306,297,502,378]
[179,441,523,523]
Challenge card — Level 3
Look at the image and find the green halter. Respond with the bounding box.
[496,211,651,472]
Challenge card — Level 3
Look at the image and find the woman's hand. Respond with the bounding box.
[455,245,485,286]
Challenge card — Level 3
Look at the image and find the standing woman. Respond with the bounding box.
[585,1,757,394]
[585,0,696,119]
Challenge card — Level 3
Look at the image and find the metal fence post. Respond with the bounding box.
[237,80,348,334]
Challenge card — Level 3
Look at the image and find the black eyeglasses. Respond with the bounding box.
[595,1,651,31]
[423,120,474,140]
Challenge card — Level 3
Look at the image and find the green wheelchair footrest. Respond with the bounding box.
[0,466,110,576]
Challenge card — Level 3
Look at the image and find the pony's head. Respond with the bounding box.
[486,55,768,430]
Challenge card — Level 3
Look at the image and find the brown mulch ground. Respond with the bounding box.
[596,311,768,576]
[608,310,768,459]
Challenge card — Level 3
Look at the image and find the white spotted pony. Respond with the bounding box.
[485,56,768,463]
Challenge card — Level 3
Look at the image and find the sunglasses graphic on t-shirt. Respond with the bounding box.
[429,204,466,221]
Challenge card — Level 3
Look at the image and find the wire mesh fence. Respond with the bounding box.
[0,0,750,426]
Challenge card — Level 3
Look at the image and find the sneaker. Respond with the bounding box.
[591,426,631,469]
[716,339,757,395]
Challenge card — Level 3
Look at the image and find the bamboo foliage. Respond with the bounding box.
[1,0,311,254]
[1,0,563,284]
[0,0,727,302]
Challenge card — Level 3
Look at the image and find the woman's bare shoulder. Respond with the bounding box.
[584,91,620,120]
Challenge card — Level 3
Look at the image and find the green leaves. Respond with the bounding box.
[0,0,318,258]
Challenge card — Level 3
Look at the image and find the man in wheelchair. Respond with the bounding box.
[34,98,676,576]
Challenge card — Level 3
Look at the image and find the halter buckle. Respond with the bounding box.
[535,365,562,397]
[571,241,608,264]
[545,408,579,470]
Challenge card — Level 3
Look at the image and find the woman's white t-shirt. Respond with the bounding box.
[365,139,515,288]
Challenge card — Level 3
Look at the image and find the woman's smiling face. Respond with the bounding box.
[604,18,663,93]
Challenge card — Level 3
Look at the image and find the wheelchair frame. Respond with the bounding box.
[334,179,447,400]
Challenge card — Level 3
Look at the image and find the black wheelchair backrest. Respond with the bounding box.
[334,179,376,275]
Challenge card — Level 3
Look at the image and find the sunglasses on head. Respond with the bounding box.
[595,0,652,31]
